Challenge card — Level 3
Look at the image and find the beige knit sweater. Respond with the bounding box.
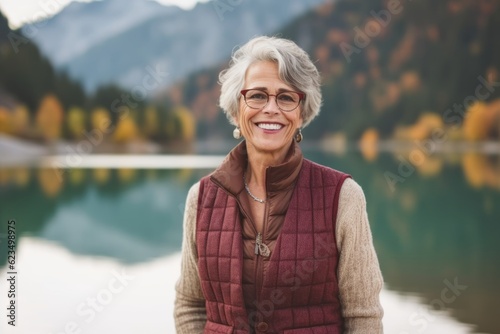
[174,178,384,333]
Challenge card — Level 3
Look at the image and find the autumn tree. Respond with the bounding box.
[463,102,488,141]
[11,105,30,136]
[91,107,112,133]
[36,94,64,141]
[113,117,139,143]
[67,107,86,140]
[0,107,10,134]
[172,105,195,142]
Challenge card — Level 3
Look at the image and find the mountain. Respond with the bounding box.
[0,11,85,113]
[28,0,327,91]
[177,0,500,140]
[28,0,177,66]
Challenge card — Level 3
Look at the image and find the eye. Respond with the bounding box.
[247,91,267,100]
[278,92,298,102]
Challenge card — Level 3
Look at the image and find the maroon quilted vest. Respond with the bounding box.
[197,159,350,334]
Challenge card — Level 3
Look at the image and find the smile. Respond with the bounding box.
[256,123,283,130]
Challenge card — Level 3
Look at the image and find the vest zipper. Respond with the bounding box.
[255,232,270,257]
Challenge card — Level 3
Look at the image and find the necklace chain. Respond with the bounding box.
[243,174,266,203]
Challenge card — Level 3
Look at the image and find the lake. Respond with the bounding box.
[0,148,499,333]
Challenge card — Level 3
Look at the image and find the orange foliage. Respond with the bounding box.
[395,112,444,141]
[463,102,488,141]
[462,153,500,190]
[400,71,421,93]
[416,157,444,177]
[0,107,10,134]
[360,128,379,162]
[389,28,417,72]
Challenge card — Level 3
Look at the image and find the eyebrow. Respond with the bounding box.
[247,87,296,93]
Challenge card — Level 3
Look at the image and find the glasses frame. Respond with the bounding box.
[240,89,306,112]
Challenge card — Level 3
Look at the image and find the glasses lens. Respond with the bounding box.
[276,91,301,111]
[244,90,268,109]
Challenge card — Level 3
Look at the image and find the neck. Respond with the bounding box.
[244,141,293,188]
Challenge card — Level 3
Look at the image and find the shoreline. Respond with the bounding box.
[1,134,498,168]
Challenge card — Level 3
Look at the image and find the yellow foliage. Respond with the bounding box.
[118,168,136,183]
[11,105,30,135]
[91,108,111,132]
[416,157,443,177]
[38,168,63,197]
[67,107,86,140]
[0,168,9,185]
[462,153,487,188]
[173,106,195,141]
[0,107,10,134]
[69,169,85,185]
[462,153,500,190]
[396,112,444,141]
[113,117,139,143]
[93,168,110,185]
[143,106,159,137]
[12,167,30,187]
[359,128,379,162]
[36,94,64,140]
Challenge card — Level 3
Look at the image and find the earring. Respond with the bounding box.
[233,127,241,139]
[295,128,303,143]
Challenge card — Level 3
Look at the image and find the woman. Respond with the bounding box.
[175,36,383,333]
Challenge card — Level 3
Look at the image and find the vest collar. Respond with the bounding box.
[210,140,303,197]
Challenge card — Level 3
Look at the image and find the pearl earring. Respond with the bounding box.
[233,127,241,139]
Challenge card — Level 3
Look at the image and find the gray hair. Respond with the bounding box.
[218,36,322,128]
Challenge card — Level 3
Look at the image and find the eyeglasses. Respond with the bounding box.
[240,89,305,112]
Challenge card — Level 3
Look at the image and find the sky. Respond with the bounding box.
[0,0,209,28]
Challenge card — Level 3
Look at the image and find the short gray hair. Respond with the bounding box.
[218,36,322,128]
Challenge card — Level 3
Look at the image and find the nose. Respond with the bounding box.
[262,95,280,114]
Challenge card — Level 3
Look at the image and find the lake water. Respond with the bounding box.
[0,149,499,334]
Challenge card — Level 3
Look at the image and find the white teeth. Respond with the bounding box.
[257,123,283,130]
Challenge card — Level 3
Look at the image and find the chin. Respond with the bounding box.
[251,137,291,153]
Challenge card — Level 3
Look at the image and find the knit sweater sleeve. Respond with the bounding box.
[174,182,206,333]
[336,178,384,333]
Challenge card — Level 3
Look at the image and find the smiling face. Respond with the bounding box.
[237,61,303,159]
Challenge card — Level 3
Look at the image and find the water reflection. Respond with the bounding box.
[0,238,476,334]
[307,151,500,334]
[0,151,499,333]
[0,168,209,264]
